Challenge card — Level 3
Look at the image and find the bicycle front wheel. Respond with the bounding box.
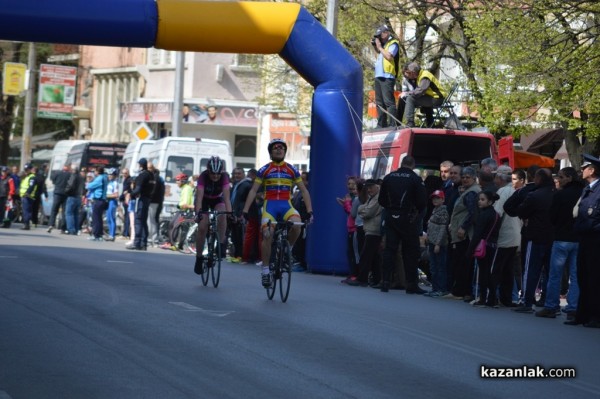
[201,235,212,286]
[279,240,292,302]
[212,235,221,287]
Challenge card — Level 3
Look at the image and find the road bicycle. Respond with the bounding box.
[198,210,232,287]
[266,220,304,303]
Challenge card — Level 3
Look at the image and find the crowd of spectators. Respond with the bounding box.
[338,154,600,329]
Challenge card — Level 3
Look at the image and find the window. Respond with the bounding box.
[233,54,263,67]
[166,156,193,181]
[147,48,175,67]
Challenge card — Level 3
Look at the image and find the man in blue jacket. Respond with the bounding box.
[86,166,108,241]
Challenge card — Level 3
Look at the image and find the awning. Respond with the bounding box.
[514,150,556,169]
[519,128,566,158]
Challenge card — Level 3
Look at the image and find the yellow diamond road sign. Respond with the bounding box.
[132,123,154,141]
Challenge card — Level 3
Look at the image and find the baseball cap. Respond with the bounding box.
[138,158,148,167]
[375,24,390,36]
[24,163,33,170]
[430,190,445,200]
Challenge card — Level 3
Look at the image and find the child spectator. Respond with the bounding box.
[425,190,449,297]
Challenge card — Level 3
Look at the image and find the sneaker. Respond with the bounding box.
[255,261,263,267]
[261,273,271,288]
[230,257,242,264]
[535,307,557,318]
[194,257,204,274]
[441,293,463,300]
[47,226,53,233]
[565,311,576,321]
[513,305,534,313]
[472,300,486,307]
[463,295,474,303]
[406,286,427,295]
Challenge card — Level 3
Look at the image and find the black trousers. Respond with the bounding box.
[133,196,150,248]
[450,239,473,297]
[357,234,382,283]
[575,235,600,324]
[495,246,518,305]
[381,214,420,285]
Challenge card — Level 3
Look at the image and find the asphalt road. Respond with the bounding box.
[1,226,599,399]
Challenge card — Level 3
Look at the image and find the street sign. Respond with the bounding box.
[131,123,154,141]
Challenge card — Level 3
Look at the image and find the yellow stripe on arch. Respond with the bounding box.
[155,0,301,54]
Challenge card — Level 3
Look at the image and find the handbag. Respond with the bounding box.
[473,212,499,259]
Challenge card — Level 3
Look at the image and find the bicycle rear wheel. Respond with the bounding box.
[279,240,292,302]
[266,249,277,300]
[212,235,221,287]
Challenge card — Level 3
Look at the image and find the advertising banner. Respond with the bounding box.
[37,64,77,120]
[120,101,258,127]
[2,62,27,96]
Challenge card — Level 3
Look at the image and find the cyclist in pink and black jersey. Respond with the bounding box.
[242,138,313,288]
[193,156,232,275]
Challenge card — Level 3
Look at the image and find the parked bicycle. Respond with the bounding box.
[198,210,232,287]
[266,220,304,302]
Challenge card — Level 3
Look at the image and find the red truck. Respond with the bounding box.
[361,127,554,179]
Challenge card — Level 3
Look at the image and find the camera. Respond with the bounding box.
[371,34,380,47]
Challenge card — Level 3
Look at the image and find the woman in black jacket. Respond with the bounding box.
[468,190,502,307]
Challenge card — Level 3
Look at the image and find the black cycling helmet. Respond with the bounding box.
[207,156,224,174]
[268,138,287,154]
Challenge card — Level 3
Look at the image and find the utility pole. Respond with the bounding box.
[171,51,185,137]
[21,42,35,169]
[326,0,339,37]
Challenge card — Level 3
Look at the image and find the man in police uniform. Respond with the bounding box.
[378,155,427,293]
[568,154,600,328]
[127,158,156,250]
[19,163,37,230]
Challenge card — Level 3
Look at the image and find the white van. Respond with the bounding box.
[146,137,233,216]
[42,139,87,221]
[121,139,156,176]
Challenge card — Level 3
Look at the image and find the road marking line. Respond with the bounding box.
[107,260,134,264]
[169,301,234,317]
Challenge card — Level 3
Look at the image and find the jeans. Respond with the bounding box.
[544,241,579,312]
[92,199,106,239]
[428,244,448,292]
[49,193,67,229]
[65,196,81,234]
[522,241,552,307]
[147,203,160,244]
[133,196,150,248]
[106,200,118,238]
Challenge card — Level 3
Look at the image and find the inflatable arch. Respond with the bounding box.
[0,0,363,274]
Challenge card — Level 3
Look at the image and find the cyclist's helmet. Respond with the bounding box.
[207,156,224,174]
[268,138,287,154]
[108,168,118,176]
[175,173,188,182]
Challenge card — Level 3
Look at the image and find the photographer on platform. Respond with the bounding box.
[372,24,400,128]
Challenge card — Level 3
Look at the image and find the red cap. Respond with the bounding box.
[430,190,445,200]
